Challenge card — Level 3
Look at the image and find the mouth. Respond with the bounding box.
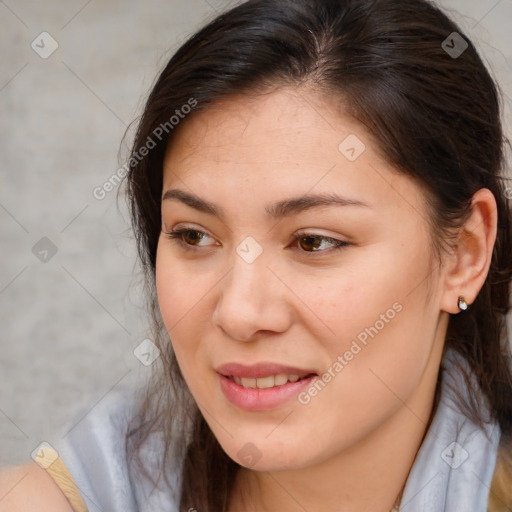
[217,366,319,411]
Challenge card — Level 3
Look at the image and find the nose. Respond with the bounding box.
[212,249,292,342]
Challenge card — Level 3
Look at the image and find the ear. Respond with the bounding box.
[440,188,498,314]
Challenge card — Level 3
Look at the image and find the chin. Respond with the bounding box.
[216,436,313,472]
[236,455,303,472]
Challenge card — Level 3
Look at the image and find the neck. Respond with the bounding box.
[228,347,444,512]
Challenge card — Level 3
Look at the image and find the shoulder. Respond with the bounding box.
[0,387,184,512]
[49,386,182,511]
[0,462,73,512]
[52,387,141,510]
[0,389,139,512]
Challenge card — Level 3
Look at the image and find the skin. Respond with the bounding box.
[0,462,73,511]
[155,85,497,512]
[0,85,496,511]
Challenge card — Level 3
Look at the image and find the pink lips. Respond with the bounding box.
[216,362,318,412]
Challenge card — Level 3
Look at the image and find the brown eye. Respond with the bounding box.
[180,230,206,246]
[294,233,349,254]
[298,235,323,252]
[163,228,215,251]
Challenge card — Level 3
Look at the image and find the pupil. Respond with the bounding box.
[186,231,202,245]
[301,236,320,251]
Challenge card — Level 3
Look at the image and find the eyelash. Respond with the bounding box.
[163,228,349,255]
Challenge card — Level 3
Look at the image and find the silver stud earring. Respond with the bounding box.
[457,295,469,311]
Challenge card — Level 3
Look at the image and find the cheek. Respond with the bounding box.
[155,238,212,326]
[305,240,437,405]
[155,239,231,406]
[155,242,205,374]
[296,241,428,349]
[321,244,436,394]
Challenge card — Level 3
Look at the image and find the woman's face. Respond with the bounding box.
[155,86,448,471]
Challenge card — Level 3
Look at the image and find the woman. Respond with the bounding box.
[2,0,512,510]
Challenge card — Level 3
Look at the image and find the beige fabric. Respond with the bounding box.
[488,442,512,512]
[34,444,88,512]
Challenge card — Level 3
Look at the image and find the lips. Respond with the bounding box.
[215,362,319,410]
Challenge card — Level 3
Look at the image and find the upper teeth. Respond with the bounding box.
[233,374,302,389]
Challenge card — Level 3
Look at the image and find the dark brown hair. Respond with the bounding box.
[123,0,512,510]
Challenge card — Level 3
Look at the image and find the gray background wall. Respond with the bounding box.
[1,0,511,468]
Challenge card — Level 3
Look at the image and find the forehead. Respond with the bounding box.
[165,87,354,166]
[162,87,427,219]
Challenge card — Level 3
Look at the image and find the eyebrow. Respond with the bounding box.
[161,189,371,220]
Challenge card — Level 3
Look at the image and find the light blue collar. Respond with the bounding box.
[399,348,500,511]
